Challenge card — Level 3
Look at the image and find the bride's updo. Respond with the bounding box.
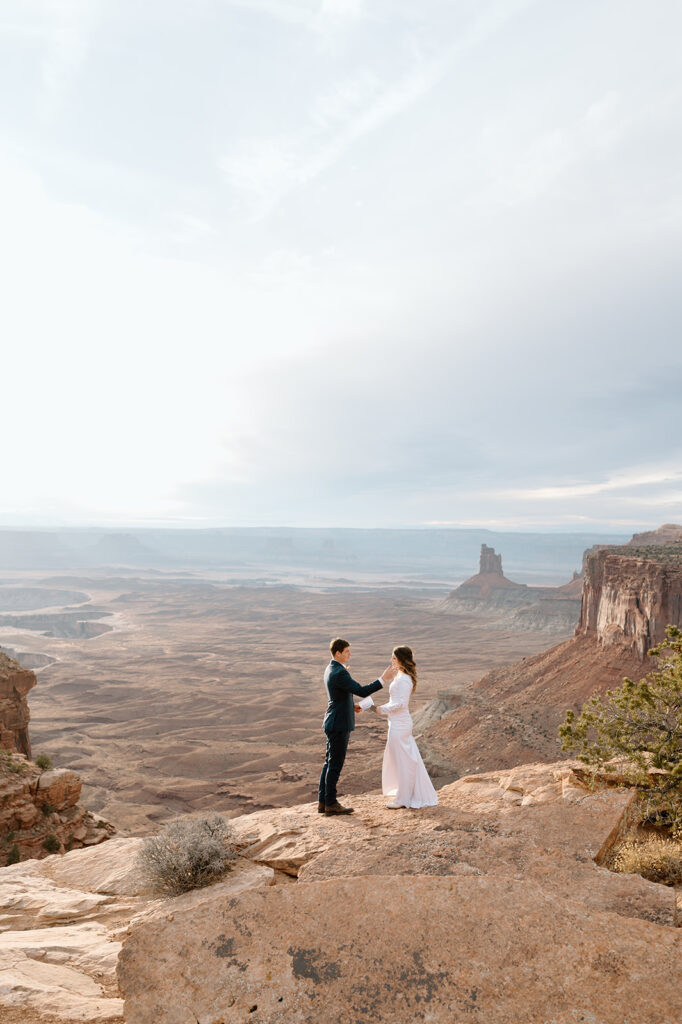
[393,645,417,690]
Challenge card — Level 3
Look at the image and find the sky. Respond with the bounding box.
[1,0,681,531]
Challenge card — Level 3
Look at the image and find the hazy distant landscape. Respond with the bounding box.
[0,525,627,582]
[0,526,616,833]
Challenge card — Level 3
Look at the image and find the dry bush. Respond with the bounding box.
[136,813,238,896]
[612,835,682,886]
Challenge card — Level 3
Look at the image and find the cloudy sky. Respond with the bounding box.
[1,0,681,530]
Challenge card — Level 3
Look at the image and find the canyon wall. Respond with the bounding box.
[576,547,682,657]
[424,542,682,777]
[0,650,114,864]
[0,650,36,757]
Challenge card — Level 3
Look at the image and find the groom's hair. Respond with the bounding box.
[330,638,350,657]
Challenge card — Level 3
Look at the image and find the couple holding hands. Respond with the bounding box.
[318,638,438,815]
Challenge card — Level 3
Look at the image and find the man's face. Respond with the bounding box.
[336,645,351,665]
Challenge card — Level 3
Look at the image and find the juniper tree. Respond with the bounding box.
[559,624,682,836]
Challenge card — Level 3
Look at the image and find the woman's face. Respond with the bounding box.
[391,653,400,670]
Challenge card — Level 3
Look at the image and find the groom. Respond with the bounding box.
[318,638,394,816]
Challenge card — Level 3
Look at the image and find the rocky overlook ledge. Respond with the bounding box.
[1,761,679,1024]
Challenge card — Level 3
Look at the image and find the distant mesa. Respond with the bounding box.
[0,585,89,612]
[444,544,582,629]
[84,532,163,567]
[0,608,113,640]
[0,646,57,671]
[449,544,529,601]
[627,522,682,547]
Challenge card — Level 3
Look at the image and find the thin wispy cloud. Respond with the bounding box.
[219,0,541,219]
[495,467,682,502]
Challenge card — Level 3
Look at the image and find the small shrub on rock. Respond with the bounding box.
[6,844,20,865]
[35,754,53,770]
[560,624,682,835]
[136,813,238,896]
[42,835,60,854]
[612,836,682,886]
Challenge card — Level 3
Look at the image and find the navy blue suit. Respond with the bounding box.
[318,660,383,806]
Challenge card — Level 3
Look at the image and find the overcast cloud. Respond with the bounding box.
[1,0,680,530]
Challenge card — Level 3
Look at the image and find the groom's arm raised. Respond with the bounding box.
[336,665,385,698]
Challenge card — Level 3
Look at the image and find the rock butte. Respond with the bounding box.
[443,542,583,631]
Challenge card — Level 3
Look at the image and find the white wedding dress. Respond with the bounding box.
[378,672,438,808]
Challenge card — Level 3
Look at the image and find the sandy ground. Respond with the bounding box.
[0,572,574,834]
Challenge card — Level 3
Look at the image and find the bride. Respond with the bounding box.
[372,646,438,809]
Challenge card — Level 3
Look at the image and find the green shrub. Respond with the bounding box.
[136,814,237,896]
[612,836,682,886]
[34,754,53,770]
[6,844,20,865]
[42,835,60,854]
[560,624,682,836]
[42,802,56,817]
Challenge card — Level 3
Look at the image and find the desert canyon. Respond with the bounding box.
[1,525,681,1023]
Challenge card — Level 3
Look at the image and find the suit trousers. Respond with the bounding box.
[318,731,350,805]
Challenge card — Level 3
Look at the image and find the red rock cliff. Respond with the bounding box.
[576,548,682,658]
[0,650,36,757]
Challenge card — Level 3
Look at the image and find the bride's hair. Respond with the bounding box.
[393,645,417,690]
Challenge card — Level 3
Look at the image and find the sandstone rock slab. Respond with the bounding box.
[118,874,682,1024]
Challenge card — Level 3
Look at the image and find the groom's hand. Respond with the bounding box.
[354,704,362,713]
[381,664,397,683]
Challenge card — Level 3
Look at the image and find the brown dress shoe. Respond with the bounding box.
[317,801,325,813]
[324,802,354,815]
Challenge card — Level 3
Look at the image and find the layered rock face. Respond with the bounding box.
[0,650,36,757]
[577,547,682,657]
[1,650,115,867]
[1,755,114,863]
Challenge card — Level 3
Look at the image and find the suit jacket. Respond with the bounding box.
[323,660,383,734]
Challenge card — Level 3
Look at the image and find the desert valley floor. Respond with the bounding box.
[0,571,574,833]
